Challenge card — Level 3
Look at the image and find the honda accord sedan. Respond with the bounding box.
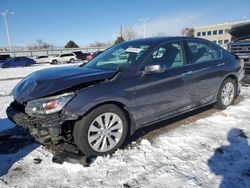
[6,37,244,156]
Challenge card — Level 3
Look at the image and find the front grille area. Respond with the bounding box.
[229,42,250,54]
[228,42,250,67]
[6,101,65,144]
[7,101,63,127]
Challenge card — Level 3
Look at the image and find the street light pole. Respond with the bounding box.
[139,18,148,38]
[1,10,14,51]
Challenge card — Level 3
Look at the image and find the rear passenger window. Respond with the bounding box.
[187,41,222,64]
[145,42,184,68]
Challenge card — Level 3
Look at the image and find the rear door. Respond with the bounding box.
[134,41,195,126]
[185,39,224,105]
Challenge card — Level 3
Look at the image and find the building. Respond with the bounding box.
[194,20,250,46]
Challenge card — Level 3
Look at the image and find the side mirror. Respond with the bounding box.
[143,64,165,74]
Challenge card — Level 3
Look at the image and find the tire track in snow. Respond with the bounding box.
[0,77,24,82]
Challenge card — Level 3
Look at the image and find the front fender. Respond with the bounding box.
[63,77,137,134]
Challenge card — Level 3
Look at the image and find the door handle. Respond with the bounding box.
[182,71,193,76]
[217,62,225,67]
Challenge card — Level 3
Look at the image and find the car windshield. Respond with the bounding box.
[84,42,151,71]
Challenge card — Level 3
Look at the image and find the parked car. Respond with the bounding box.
[0,54,12,68]
[228,21,250,70]
[1,57,36,68]
[33,55,50,64]
[47,53,77,64]
[0,54,11,62]
[72,51,84,60]
[6,37,244,157]
[86,51,103,61]
[73,51,90,60]
[83,52,91,60]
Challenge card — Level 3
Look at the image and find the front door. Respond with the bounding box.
[134,41,195,126]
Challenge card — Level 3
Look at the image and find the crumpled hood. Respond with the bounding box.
[14,66,116,103]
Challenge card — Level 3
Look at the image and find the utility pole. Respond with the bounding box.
[0,10,14,51]
[120,25,123,37]
[139,18,148,38]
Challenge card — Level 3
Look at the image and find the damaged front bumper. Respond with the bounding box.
[6,100,76,145]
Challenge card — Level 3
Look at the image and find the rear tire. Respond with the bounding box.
[69,58,75,63]
[73,104,128,156]
[215,78,237,110]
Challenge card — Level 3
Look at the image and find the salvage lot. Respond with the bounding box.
[0,64,250,187]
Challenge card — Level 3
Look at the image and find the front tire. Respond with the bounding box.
[51,60,58,65]
[215,78,236,110]
[73,104,128,156]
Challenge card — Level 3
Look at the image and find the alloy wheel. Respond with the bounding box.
[221,82,235,106]
[87,112,123,152]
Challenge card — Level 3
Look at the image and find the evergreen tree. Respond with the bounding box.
[65,40,79,48]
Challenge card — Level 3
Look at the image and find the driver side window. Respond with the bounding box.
[145,42,184,69]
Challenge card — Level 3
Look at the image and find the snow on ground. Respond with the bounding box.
[0,96,15,132]
[0,80,20,97]
[0,64,250,188]
[0,62,82,80]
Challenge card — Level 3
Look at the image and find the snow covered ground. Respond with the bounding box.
[0,64,250,188]
[0,62,82,80]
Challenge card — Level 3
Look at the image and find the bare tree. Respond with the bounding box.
[27,39,53,50]
[155,32,167,37]
[123,25,137,41]
[181,28,194,37]
[89,41,111,48]
[114,36,125,45]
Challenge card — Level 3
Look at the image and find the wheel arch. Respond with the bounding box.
[51,59,57,63]
[214,74,238,109]
[76,100,136,136]
[214,73,239,104]
[223,74,238,91]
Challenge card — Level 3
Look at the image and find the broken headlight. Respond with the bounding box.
[25,93,74,115]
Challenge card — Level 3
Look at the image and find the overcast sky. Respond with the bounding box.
[0,0,250,47]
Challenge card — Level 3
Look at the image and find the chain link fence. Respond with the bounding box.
[0,46,109,58]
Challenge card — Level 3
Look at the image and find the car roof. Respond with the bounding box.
[127,36,210,44]
[60,53,74,55]
[14,56,28,59]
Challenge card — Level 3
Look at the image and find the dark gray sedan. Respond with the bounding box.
[7,37,244,156]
